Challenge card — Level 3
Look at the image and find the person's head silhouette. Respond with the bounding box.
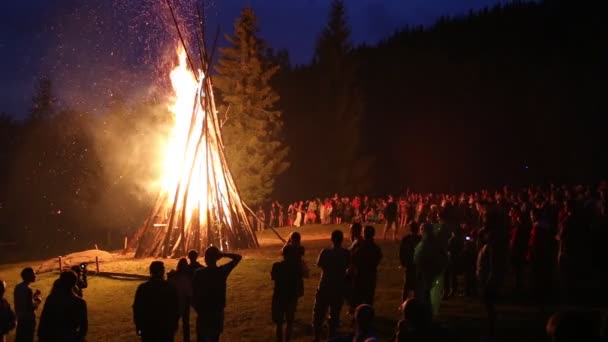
[188,249,199,263]
[355,304,374,332]
[401,298,430,329]
[204,246,221,266]
[331,230,344,247]
[149,261,165,279]
[20,267,36,283]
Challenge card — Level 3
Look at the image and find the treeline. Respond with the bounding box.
[274,0,607,199]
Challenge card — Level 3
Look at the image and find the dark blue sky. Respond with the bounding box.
[0,0,513,117]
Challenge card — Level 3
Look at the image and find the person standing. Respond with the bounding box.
[257,206,266,231]
[399,197,409,230]
[271,246,302,342]
[193,247,242,342]
[283,232,307,297]
[278,205,285,227]
[0,280,16,342]
[14,267,41,342]
[477,230,497,336]
[188,250,204,272]
[350,226,383,309]
[312,230,350,341]
[168,258,194,342]
[384,195,399,240]
[399,222,421,302]
[294,202,304,228]
[69,265,88,298]
[38,271,88,342]
[413,224,444,321]
[133,261,179,342]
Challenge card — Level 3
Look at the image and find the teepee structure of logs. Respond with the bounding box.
[130,1,258,258]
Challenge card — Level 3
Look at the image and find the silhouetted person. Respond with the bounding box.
[188,250,204,273]
[557,200,585,304]
[443,214,464,299]
[38,271,88,342]
[394,298,434,342]
[528,208,554,311]
[508,206,529,295]
[14,267,41,342]
[399,222,421,301]
[193,247,242,342]
[477,229,497,336]
[346,223,363,311]
[133,261,179,342]
[350,226,383,309]
[0,280,16,342]
[384,195,399,240]
[413,223,444,320]
[168,258,193,342]
[271,245,302,342]
[349,223,363,249]
[284,232,307,297]
[69,264,88,298]
[312,230,350,341]
[329,304,377,342]
[546,311,598,342]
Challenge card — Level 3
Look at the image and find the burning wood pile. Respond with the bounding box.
[130,1,258,258]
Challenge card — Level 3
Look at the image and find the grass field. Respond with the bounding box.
[0,224,580,341]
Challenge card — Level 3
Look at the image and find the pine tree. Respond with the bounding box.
[214,7,289,206]
[313,0,372,194]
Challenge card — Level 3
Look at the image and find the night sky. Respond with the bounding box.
[1,0,513,117]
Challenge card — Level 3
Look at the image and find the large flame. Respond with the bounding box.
[158,47,231,236]
[133,44,258,257]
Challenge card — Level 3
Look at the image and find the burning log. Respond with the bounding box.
[129,1,258,258]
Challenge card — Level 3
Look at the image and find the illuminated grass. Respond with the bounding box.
[0,224,548,341]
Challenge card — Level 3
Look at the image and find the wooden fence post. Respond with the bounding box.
[95,256,100,274]
[58,256,62,271]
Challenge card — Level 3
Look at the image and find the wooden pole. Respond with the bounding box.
[124,236,128,250]
[58,256,62,271]
[95,256,100,274]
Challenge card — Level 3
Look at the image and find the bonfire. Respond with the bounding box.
[130,3,258,258]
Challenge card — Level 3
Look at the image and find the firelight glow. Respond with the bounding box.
[160,47,231,235]
[133,44,258,257]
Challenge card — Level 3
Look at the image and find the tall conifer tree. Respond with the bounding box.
[214,7,289,205]
[314,0,371,194]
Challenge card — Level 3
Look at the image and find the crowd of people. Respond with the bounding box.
[1,182,608,341]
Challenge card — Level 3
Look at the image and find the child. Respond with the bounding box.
[271,246,302,342]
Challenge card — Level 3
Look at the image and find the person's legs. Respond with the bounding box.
[312,291,330,342]
[197,311,223,342]
[275,322,283,342]
[15,318,35,342]
[383,221,390,240]
[392,219,398,240]
[328,297,343,338]
[285,299,297,342]
[182,305,191,342]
